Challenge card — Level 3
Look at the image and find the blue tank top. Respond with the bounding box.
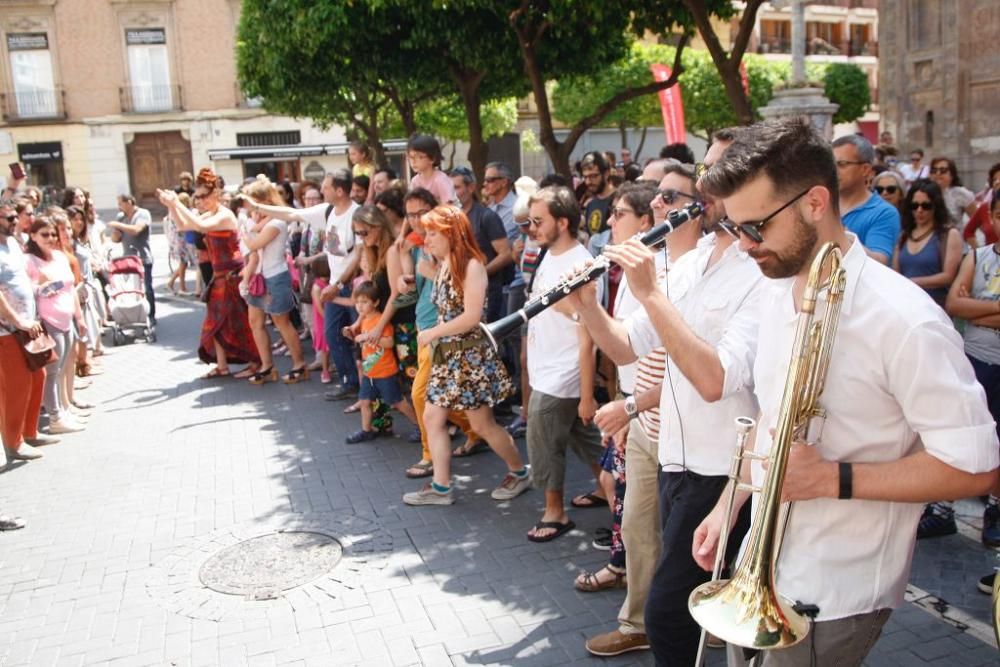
[898,233,947,305]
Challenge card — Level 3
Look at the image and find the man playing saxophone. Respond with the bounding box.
[692,117,1000,666]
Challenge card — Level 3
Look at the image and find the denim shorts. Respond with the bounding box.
[245,270,295,315]
[359,374,403,404]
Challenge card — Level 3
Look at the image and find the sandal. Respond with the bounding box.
[248,367,278,385]
[283,366,310,384]
[574,566,627,592]
[201,366,231,379]
[571,492,609,509]
[452,439,489,457]
[527,519,576,543]
[343,402,361,414]
[233,366,259,380]
[405,460,434,479]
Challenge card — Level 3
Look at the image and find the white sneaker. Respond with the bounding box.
[403,484,454,506]
[491,472,531,501]
[47,419,85,434]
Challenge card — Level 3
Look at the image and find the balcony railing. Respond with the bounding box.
[119,84,182,113]
[757,38,878,58]
[0,87,67,121]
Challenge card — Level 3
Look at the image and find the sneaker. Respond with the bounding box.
[24,434,60,447]
[506,416,527,439]
[982,503,1000,547]
[491,472,530,501]
[978,573,996,594]
[47,419,85,435]
[585,630,650,657]
[4,443,43,461]
[324,385,358,401]
[320,370,332,384]
[593,527,612,551]
[917,502,957,539]
[403,484,454,506]
[345,429,378,444]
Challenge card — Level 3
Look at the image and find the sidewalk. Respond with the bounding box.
[0,243,997,666]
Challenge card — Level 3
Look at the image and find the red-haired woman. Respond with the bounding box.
[157,168,260,378]
[402,205,529,506]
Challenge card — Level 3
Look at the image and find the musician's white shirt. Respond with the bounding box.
[527,242,604,399]
[627,233,763,475]
[750,234,999,621]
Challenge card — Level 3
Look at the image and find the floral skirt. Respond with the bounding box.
[426,336,512,410]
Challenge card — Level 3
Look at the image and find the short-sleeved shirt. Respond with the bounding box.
[360,313,398,379]
[964,245,1000,365]
[944,186,975,227]
[842,191,901,261]
[122,207,153,265]
[584,193,613,235]
[410,170,456,206]
[25,251,76,332]
[0,236,36,336]
[298,202,358,282]
[467,202,510,292]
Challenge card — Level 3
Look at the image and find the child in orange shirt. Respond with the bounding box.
[342,281,418,443]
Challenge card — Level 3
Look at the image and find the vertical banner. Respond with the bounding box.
[650,64,686,145]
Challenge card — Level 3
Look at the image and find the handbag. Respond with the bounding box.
[5,324,57,372]
[248,272,266,297]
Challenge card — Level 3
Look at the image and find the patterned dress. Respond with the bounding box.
[426,266,512,409]
[199,231,260,366]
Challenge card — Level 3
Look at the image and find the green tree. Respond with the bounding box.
[822,63,871,124]
[680,52,785,139]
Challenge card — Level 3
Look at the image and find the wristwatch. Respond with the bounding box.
[623,395,639,420]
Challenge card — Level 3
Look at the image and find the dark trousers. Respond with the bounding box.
[645,470,750,667]
[143,262,156,323]
[969,355,1000,436]
[324,286,358,388]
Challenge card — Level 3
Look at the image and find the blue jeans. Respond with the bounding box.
[143,262,155,323]
[324,286,358,388]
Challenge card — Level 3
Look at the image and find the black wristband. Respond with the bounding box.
[838,462,853,500]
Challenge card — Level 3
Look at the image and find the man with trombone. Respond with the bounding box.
[559,132,764,666]
[691,117,999,666]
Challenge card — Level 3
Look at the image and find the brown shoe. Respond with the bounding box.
[585,630,650,657]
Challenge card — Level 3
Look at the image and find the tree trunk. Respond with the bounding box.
[721,62,754,126]
[454,71,489,183]
[635,126,648,162]
[618,121,628,150]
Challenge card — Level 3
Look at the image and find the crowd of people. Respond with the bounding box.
[2,122,1000,666]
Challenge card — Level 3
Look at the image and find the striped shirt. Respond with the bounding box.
[628,251,669,441]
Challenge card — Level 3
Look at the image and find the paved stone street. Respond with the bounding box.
[1,238,998,666]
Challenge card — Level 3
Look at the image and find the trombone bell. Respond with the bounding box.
[689,575,809,650]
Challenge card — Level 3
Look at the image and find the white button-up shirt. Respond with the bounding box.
[627,234,763,475]
[750,234,999,621]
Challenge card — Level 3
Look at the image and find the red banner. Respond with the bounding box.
[650,64,686,145]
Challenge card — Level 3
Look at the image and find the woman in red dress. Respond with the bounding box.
[157,168,260,377]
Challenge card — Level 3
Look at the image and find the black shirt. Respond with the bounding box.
[466,202,510,291]
[585,193,613,235]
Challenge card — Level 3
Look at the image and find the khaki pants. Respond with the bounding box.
[618,421,662,635]
[411,343,476,462]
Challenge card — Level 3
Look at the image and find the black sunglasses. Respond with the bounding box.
[720,188,811,244]
[910,201,934,211]
[658,189,697,205]
[874,185,899,195]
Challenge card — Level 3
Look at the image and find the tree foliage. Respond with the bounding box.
[822,63,872,124]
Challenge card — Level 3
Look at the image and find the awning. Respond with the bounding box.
[207,144,325,160]
[322,140,408,154]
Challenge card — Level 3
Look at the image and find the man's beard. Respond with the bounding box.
[588,176,606,195]
[747,210,818,279]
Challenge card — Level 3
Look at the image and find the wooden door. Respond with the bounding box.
[126,131,193,215]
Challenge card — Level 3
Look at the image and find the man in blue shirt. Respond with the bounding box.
[833,135,900,264]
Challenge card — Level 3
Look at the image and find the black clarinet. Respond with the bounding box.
[480,201,703,350]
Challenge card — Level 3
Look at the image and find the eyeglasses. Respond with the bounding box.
[37,231,56,238]
[483,176,505,183]
[611,206,636,218]
[526,217,544,227]
[3,214,16,223]
[835,160,867,168]
[910,201,934,211]
[405,209,431,221]
[874,185,899,195]
[658,189,697,205]
[719,188,811,244]
[353,229,369,237]
[930,167,950,175]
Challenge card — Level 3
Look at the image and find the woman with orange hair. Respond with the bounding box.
[157,168,260,378]
[402,205,529,506]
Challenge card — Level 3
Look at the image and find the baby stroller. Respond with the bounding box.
[106,255,155,344]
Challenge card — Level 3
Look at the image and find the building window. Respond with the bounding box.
[759,19,791,54]
[6,33,58,119]
[125,28,172,111]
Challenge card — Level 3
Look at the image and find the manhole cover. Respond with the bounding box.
[199,531,343,600]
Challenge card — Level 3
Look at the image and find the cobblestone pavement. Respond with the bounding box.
[0,239,998,666]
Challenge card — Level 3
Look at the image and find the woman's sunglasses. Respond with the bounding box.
[353,229,369,237]
[874,185,899,195]
[910,202,934,211]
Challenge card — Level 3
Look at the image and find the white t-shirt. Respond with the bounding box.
[257,219,289,278]
[527,243,604,398]
[613,250,667,393]
[299,202,358,281]
[750,235,998,621]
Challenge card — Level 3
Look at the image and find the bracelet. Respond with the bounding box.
[838,462,853,500]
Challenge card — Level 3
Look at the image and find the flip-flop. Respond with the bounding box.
[201,367,231,379]
[527,519,576,543]
[571,492,609,509]
[452,440,489,457]
[343,403,361,414]
[405,461,434,479]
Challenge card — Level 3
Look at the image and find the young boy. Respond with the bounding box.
[342,282,418,443]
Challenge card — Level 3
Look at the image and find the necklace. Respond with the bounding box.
[909,227,934,242]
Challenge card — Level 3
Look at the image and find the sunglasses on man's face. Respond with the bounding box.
[930,167,950,175]
[3,214,15,223]
[719,188,811,244]
[910,201,934,211]
[874,185,899,195]
[658,189,697,205]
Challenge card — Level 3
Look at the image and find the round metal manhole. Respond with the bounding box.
[198,531,343,600]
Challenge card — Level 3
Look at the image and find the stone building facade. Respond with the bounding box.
[879,0,1000,189]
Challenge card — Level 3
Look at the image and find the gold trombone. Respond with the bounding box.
[689,241,846,658]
